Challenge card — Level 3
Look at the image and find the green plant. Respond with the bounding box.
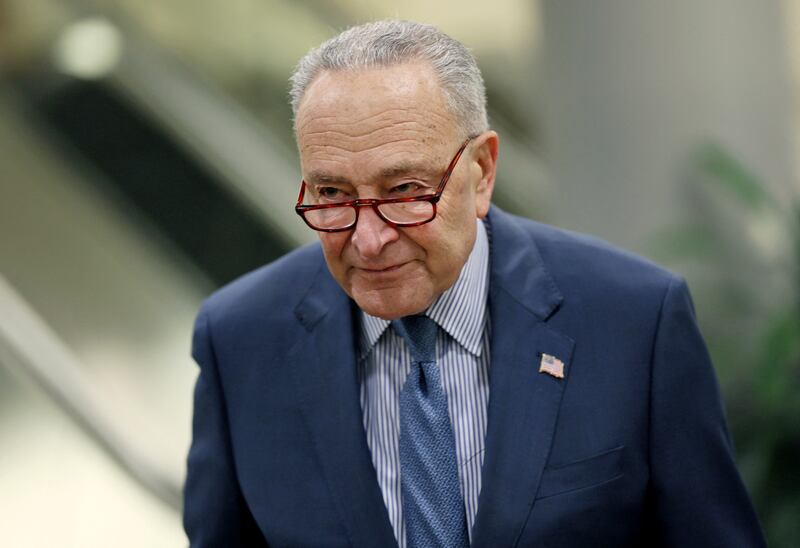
[652,143,800,547]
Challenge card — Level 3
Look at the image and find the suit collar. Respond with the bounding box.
[292,258,398,548]
[471,206,574,548]
[291,207,573,548]
[484,205,563,321]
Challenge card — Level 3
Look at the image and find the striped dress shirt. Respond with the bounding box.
[358,219,491,548]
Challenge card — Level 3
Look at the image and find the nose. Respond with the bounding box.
[350,205,399,259]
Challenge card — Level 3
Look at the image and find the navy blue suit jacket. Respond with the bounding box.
[184,206,765,547]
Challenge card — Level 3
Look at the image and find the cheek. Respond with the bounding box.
[428,203,477,270]
[413,222,467,274]
[436,195,477,245]
[319,233,349,268]
[439,179,476,225]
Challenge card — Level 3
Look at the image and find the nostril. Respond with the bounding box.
[351,209,400,257]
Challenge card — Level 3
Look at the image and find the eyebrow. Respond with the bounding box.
[378,161,438,181]
[304,171,351,185]
[305,161,438,186]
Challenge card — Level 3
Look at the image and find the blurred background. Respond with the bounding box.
[0,0,798,546]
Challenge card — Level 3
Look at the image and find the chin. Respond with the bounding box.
[353,290,432,320]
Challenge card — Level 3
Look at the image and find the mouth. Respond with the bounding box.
[353,261,414,278]
[360,264,405,273]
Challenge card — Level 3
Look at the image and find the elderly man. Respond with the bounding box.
[184,20,764,547]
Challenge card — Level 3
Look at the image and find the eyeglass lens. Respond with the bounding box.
[304,200,435,230]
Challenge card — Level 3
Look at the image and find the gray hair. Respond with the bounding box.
[289,20,488,137]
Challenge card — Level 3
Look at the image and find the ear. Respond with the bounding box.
[471,131,499,219]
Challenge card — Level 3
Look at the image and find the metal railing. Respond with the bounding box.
[0,274,182,512]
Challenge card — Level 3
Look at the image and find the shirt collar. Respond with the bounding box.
[359,219,490,359]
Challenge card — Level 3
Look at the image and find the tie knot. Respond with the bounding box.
[393,315,437,363]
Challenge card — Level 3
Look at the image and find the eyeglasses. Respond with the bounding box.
[295,137,473,232]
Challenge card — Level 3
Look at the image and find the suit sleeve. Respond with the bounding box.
[648,276,765,547]
[183,306,267,547]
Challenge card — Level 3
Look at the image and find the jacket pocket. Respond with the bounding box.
[536,445,624,500]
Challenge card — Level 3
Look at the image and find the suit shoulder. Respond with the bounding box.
[508,213,679,295]
[200,242,325,324]
[497,213,689,359]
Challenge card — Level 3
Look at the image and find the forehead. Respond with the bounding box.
[295,62,460,167]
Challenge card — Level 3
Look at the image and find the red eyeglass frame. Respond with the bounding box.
[294,137,474,232]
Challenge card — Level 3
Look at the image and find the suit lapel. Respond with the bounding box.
[287,208,573,548]
[472,208,575,548]
[290,260,397,548]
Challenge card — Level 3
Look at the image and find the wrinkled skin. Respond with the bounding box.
[295,61,498,319]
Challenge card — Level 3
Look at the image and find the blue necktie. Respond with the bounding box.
[393,315,470,548]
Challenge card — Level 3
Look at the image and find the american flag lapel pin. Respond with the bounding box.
[539,353,565,379]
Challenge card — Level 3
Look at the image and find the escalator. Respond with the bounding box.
[0,3,546,547]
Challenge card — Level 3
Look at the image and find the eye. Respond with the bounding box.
[389,182,426,196]
[315,186,350,202]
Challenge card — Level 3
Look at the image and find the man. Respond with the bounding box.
[184,20,765,547]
